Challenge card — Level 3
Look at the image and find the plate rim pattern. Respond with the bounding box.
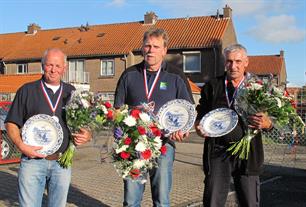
[156,99,196,134]
[199,108,238,137]
[21,114,64,155]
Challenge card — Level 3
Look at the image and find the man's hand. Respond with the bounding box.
[248,112,272,130]
[72,128,92,146]
[169,130,189,142]
[18,143,45,159]
[195,120,208,138]
[5,122,45,158]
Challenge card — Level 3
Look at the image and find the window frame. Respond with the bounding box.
[17,63,28,74]
[100,59,115,77]
[183,51,201,73]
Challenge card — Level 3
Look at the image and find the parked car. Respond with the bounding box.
[0,102,13,159]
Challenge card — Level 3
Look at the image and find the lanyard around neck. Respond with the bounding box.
[40,80,63,115]
[225,77,244,107]
[143,67,161,101]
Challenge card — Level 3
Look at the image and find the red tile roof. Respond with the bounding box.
[188,79,201,94]
[0,16,230,61]
[247,55,284,75]
[0,74,42,93]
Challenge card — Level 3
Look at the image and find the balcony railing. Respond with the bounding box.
[63,71,89,84]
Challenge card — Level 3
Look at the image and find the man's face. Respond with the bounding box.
[225,49,248,81]
[43,50,66,85]
[142,35,167,71]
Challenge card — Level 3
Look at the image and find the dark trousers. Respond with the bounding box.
[203,155,260,207]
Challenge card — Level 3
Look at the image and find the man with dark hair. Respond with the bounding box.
[195,44,272,207]
[114,28,194,207]
[5,48,91,207]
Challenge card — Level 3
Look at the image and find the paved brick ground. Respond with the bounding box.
[0,136,209,207]
[1,133,305,206]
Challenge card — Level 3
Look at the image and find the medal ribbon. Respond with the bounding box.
[225,77,244,107]
[40,81,63,115]
[143,67,161,101]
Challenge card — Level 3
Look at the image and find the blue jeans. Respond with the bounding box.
[18,156,71,207]
[123,143,175,207]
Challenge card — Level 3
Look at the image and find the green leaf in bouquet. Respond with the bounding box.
[115,112,125,123]
[95,114,106,125]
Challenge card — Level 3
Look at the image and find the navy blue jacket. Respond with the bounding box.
[114,61,194,112]
[5,77,75,153]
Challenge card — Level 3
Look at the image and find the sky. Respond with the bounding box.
[0,0,305,86]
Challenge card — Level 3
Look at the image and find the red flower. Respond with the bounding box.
[107,110,113,119]
[160,145,167,155]
[130,109,141,119]
[284,90,290,97]
[124,137,132,145]
[290,100,297,108]
[120,151,130,159]
[137,126,146,135]
[141,149,152,160]
[130,168,141,179]
[151,126,161,137]
[256,80,263,85]
[104,101,112,108]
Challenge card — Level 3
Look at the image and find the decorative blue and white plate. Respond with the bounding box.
[157,99,196,134]
[200,108,238,137]
[21,114,63,155]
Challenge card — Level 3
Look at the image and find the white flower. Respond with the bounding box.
[139,112,150,123]
[272,86,283,96]
[80,98,90,108]
[115,145,129,154]
[71,103,79,109]
[250,83,263,90]
[135,141,146,152]
[154,137,162,149]
[123,116,137,127]
[133,159,145,168]
[101,105,108,114]
[275,97,282,108]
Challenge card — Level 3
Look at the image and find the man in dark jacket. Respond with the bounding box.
[5,48,91,207]
[195,44,272,207]
[114,28,194,207]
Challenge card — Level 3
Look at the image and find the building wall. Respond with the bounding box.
[279,64,287,85]
[88,57,126,93]
[130,50,220,84]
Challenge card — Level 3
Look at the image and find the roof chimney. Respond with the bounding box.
[144,12,158,25]
[27,23,41,34]
[280,50,284,57]
[223,4,232,19]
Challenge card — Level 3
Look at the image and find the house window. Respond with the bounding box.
[17,64,28,74]
[68,60,85,83]
[101,60,114,76]
[183,52,201,73]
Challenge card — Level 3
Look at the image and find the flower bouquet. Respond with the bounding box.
[111,105,167,183]
[227,74,305,160]
[58,90,115,168]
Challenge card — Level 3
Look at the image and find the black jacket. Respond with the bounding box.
[196,75,264,176]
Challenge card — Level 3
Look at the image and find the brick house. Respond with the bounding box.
[247,50,287,85]
[0,5,237,101]
[0,5,287,103]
